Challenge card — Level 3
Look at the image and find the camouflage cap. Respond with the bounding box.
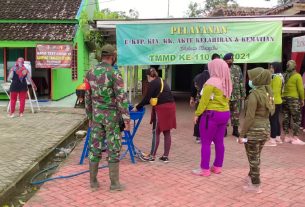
[101,44,115,56]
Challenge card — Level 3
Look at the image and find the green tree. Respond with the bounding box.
[186,2,203,17]
[265,0,292,5]
[82,8,139,52]
[128,9,139,19]
[204,0,238,14]
[93,8,139,19]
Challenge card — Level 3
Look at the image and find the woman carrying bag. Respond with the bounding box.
[133,67,176,162]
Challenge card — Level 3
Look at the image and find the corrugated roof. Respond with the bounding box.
[0,24,76,41]
[0,0,82,20]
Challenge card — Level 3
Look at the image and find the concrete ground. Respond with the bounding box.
[25,100,305,207]
[0,93,78,108]
[0,104,86,203]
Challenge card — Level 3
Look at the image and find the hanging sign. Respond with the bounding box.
[117,21,282,65]
[36,44,72,68]
[292,35,305,52]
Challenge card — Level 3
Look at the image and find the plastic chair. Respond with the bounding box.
[79,106,145,164]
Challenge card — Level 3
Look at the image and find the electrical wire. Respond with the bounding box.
[30,109,145,185]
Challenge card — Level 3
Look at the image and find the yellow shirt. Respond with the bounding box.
[271,75,283,104]
[282,73,304,100]
[195,85,230,116]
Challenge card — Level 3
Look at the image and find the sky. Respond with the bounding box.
[98,0,279,19]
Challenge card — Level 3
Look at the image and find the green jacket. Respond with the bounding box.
[195,85,230,116]
[282,72,304,100]
[240,68,274,138]
[271,74,283,105]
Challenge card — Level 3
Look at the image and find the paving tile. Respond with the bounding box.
[0,107,85,198]
[25,102,305,206]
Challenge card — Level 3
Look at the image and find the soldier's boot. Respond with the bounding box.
[89,162,99,190]
[109,162,125,192]
[243,182,262,194]
[232,126,240,137]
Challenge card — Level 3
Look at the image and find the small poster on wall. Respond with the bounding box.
[24,61,32,85]
[36,44,72,69]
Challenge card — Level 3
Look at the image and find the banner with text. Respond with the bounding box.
[116,21,282,65]
[36,44,72,68]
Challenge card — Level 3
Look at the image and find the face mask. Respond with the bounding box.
[286,61,296,72]
[248,80,255,89]
[249,70,266,89]
[286,66,294,72]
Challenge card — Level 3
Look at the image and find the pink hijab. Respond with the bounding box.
[205,59,232,98]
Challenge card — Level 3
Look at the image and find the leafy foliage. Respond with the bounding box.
[186,0,239,16]
[204,0,238,14]
[93,8,139,20]
[265,0,292,5]
[186,2,203,17]
[80,8,139,52]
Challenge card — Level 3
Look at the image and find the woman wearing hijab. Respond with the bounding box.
[265,62,284,146]
[190,53,220,144]
[7,57,36,118]
[192,59,232,177]
[282,60,305,145]
[239,68,275,193]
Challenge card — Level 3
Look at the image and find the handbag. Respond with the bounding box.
[150,78,164,106]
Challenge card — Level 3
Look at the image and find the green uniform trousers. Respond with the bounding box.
[89,120,122,163]
[244,121,269,185]
[282,97,301,136]
[229,100,240,127]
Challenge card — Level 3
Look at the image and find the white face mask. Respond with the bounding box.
[249,71,265,89]
[248,80,255,89]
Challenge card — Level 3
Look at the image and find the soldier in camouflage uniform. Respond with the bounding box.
[282,60,305,145]
[239,68,274,194]
[224,53,246,137]
[85,44,130,191]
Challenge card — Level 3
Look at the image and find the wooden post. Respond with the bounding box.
[128,66,132,103]
[124,66,128,93]
[243,63,247,86]
[134,65,138,98]
[24,48,28,61]
[4,48,7,81]
[242,63,248,110]
[131,66,135,101]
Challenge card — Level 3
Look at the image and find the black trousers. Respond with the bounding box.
[269,104,281,138]
[193,115,201,137]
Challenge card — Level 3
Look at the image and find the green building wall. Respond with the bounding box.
[51,29,89,100]
[0,30,89,101]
